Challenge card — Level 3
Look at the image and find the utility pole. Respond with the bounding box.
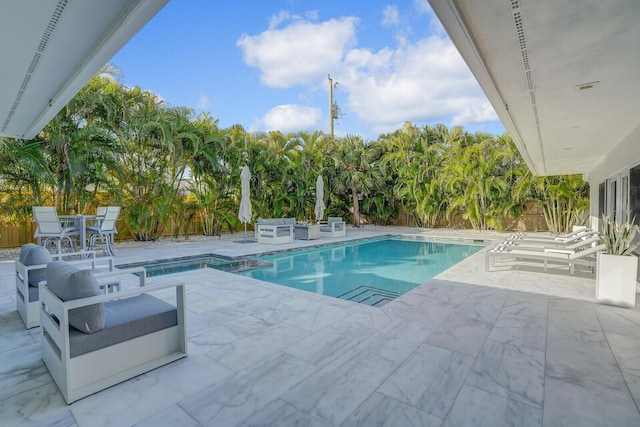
[328,74,338,139]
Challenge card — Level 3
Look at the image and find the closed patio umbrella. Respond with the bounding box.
[238,165,252,242]
[314,175,325,222]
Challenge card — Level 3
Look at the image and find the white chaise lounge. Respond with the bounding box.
[320,217,346,238]
[494,234,601,253]
[486,243,606,275]
[40,260,187,404]
[16,243,115,329]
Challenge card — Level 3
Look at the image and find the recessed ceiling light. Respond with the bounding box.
[576,81,600,91]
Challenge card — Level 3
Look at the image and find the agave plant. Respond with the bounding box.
[601,214,640,256]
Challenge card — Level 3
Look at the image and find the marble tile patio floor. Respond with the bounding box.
[1,227,640,426]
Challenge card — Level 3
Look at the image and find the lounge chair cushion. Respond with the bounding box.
[69,293,177,358]
[20,243,53,286]
[46,260,105,333]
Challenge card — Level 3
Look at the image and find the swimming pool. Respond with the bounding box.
[120,237,483,307]
[238,238,482,306]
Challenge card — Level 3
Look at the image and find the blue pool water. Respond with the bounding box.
[238,238,482,306]
[119,237,483,307]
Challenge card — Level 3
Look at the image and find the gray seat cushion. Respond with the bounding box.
[69,293,178,358]
[20,243,52,286]
[46,260,105,333]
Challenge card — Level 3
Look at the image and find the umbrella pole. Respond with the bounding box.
[244,222,247,242]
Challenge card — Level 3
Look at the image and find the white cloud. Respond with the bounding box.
[338,36,497,132]
[381,5,399,26]
[196,93,210,109]
[268,11,292,29]
[237,17,358,88]
[238,11,499,136]
[413,0,432,15]
[257,104,322,133]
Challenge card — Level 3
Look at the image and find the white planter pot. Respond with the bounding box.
[595,253,638,308]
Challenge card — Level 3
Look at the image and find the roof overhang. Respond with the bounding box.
[0,0,168,140]
[429,0,640,176]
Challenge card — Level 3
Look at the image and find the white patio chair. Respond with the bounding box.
[15,243,117,329]
[32,206,80,254]
[86,206,120,256]
[40,260,186,403]
[319,217,346,238]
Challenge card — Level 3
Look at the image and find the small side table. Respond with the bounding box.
[294,224,320,240]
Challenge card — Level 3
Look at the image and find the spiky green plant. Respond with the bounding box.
[601,214,640,256]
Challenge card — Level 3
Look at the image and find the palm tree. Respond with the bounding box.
[331,135,383,227]
[519,174,589,233]
[440,131,516,230]
[379,122,445,227]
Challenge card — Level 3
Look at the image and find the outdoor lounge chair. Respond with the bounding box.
[506,228,597,245]
[494,234,601,253]
[485,243,606,275]
[15,243,115,329]
[32,206,80,254]
[40,260,186,404]
[319,217,346,238]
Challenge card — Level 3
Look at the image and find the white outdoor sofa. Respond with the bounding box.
[40,260,186,404]
[16,243,115,329]
[255,217,295,244]
[319,217,346,238]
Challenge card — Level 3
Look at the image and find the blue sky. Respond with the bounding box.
[110,0,505,140]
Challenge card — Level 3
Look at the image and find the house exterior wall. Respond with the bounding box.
[587,122,640,229]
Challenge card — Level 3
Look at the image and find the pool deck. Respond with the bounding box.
[1,226,640,426]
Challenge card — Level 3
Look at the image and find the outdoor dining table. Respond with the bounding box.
[58,214,102,251]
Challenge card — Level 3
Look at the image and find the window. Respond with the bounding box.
[599,182,605,219]
[630,164,640,226]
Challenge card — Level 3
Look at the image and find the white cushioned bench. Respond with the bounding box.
[40,260,187,404]
[255,217,295,244]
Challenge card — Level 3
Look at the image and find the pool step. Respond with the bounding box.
[338,286,401,307]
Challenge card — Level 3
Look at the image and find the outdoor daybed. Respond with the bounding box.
[40,260,187,404]
[255,217,295,244]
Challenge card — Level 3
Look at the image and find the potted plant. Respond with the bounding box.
[595,214,640,307]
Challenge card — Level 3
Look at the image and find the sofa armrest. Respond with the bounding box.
[52,250,115,271]
[330,221,345,232]
[94,266,147,288]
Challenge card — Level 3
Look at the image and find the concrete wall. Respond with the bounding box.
[588,122,640,228]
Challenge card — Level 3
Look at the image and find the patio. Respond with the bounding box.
[1,226,639,426]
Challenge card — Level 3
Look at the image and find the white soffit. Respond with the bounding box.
[0,0,168,140]
[429,0,640,176]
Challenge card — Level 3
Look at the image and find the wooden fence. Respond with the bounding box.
[0,204,549,249]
